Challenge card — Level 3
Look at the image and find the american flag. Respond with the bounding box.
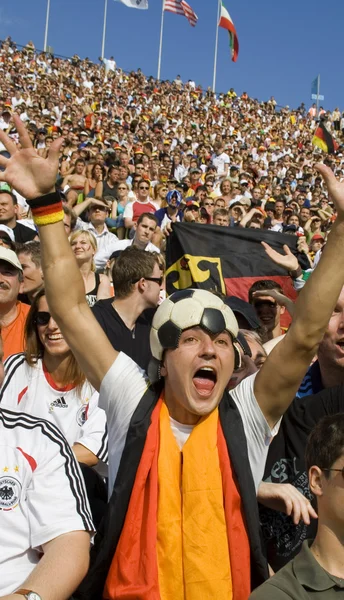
[164,0,198,27]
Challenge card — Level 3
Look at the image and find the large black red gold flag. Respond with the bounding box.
[312,120,339,154]
[166,223,301,302]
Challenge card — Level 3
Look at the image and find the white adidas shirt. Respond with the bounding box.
[0,354,107,462]
[0,407,94,595]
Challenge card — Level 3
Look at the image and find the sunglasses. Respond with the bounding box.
[204,202,214,206]
[139,186,150,190]
[132,276,163,286]
[35,311,51,326]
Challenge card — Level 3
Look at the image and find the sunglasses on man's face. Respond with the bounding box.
[35,311,52,326]
[139,186,150,190]
[131,276,163,286]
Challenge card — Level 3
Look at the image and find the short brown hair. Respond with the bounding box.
[213,208,229,219]
[112,246,160,299]
[16,241,41,268]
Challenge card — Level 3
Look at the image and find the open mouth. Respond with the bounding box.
[336,341,344,352]
[192,367,217,395]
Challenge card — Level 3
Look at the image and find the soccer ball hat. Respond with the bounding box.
[148,288,241,382]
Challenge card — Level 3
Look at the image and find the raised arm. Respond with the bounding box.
[255,164,344,427]
[0,116,117,391]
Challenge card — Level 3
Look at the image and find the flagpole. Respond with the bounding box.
[44,0,51,52]
[212,0,221,93]
[101,0,108,59]
[157,0,165,80]
[316,74,320,118]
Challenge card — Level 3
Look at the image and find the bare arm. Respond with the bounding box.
[94,180,103,199]
[0,116,118,391]
[9,531,90,600]
[73,443,99,467]
[97,274,112,300]
[255,164,344,427]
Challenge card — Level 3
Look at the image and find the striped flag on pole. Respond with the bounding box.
[219,2,239,62]
[164,0,198,27]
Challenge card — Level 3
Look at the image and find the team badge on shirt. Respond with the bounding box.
[76,404,88,427]
[0,476,21,511]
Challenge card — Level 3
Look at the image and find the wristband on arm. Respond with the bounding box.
[31,191,64,226]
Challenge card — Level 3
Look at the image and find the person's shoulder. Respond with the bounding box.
[17,301,31,316]
[249,558,300,599]
[91,297,114,315]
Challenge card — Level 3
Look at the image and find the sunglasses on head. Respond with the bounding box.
[35,311,51,326]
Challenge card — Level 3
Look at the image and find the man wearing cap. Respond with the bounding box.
[155,189,183,230]
[5,103,344,600]
[0,246,30,359]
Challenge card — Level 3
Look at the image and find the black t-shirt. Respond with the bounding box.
[12,222,37,243]
[91,298,154,372]
[102,180,118,200]
[260,384,344,572]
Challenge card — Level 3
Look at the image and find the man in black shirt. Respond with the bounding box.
[92,246,162,371]
[0,190,37,242]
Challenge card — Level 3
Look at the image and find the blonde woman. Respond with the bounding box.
[69,230,112,306]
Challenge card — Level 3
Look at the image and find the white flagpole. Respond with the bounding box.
[44,0,51,52]
[101,0,108,59]
[316,74,320,117]
[157,0,165,80]
[212,0,221,93]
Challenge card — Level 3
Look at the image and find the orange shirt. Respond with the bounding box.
[2,301,30,360]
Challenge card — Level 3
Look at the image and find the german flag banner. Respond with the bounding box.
[166,223,299,303]
[312,120,339,154]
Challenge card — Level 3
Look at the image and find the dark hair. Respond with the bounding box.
[112,247,160,299]
[0,190,17,205]
[137,212,158,226]
[248,279,283,303]
[305,413,344,476]
[16,241,41,268]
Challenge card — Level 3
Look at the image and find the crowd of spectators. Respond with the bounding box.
[1,34,344,600]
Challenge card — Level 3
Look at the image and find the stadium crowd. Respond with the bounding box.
[1,35,344,600]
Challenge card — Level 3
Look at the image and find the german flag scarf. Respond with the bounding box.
[103,397,251,600]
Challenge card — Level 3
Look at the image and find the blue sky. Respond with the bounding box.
[1,0,342,110]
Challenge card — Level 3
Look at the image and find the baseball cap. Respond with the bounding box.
[0,224,15,242]
[224,296,261,330]
[0,247,23,271]
[311,234,325,241]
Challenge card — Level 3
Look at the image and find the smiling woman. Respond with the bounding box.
[0,288,107,468]
[69,230,112,306]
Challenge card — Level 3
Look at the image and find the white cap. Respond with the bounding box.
[0,224,15,242]
[0,247,22,271]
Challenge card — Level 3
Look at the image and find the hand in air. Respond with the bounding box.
[0,114,63,200]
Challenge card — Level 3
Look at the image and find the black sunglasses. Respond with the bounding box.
[132,276,163,286]
[35,311,51,326]
[139,186,150,190]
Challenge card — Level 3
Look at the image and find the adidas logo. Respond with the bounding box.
[49,397,68,412]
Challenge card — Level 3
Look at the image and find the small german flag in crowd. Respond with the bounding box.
[312,120,339,154]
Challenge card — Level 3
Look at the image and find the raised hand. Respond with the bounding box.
[261,241,299,272]
[0,114,63,200]
[257,481,317,525]
[316,163,344,220]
